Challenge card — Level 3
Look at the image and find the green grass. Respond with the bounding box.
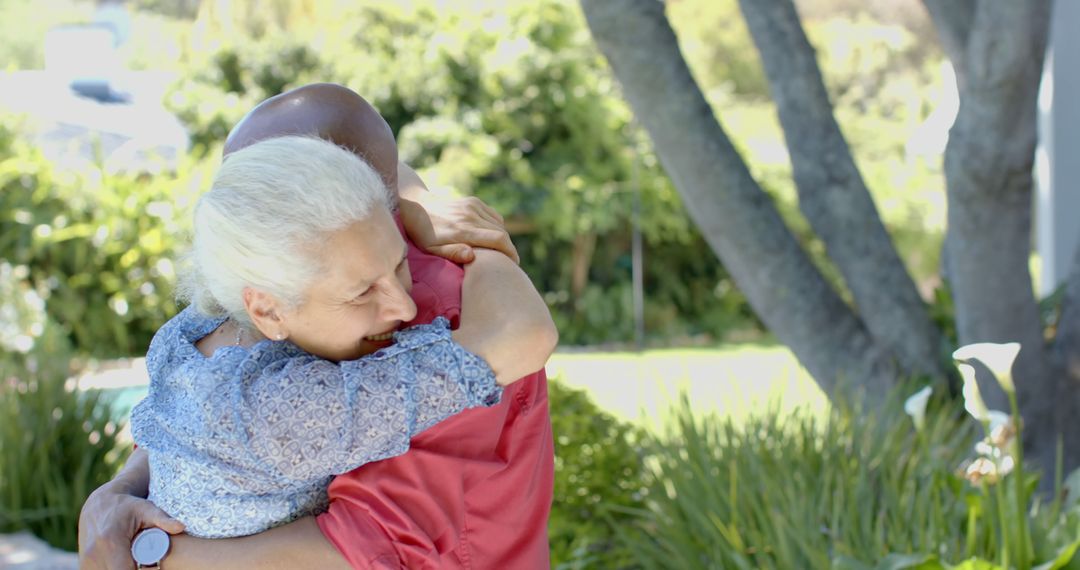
[90,343,828,433]
[547,344,827,434]
[547,346,1080,570]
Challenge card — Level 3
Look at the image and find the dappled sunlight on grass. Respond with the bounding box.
[547,344,828,433]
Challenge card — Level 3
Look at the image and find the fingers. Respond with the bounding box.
[426,244,475,264]
[472,208,503,230]
[447,195,503,229]
[448,204,504,235]
[454,228,519,264]
[481,203,504,225]
[497,236,520,265]
[139,503,186,534]
[464,196,504,226]
[402,193,519,264]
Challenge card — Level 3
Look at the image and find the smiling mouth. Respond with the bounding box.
[364,331,395,342]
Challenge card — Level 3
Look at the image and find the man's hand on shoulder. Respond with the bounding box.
[397,162,519,265]
[399,194,520,265]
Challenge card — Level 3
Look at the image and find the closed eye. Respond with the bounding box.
[353,249,408,302]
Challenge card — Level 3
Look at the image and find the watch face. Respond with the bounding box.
[131,528,170,565]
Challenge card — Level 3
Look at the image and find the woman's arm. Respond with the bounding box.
[79,450,350,570]
[452,249,559,384]
[218,322,501,483]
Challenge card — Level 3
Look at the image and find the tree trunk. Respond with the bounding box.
[737,0,948,383]
[1058,248,1080,380]
[570,231,596,302]
[579,0,899,402]
[923,0,1078,481]
[581,0,1079,479]
[1055,248,1080,480]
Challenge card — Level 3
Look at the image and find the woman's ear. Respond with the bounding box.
[242,287,288,340]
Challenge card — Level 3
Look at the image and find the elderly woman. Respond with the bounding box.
[80,84,557,569]
[125,134,555,542]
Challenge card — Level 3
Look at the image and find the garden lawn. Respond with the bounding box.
[86,344,829,434]
[547,343,827,434]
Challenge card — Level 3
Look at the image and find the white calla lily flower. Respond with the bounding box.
[974,440,998,458]
[999,455,1016,478]
[958,363,990,422]
[953,342,1020,394]
[987,410,1010,433]
[903,386,932,431]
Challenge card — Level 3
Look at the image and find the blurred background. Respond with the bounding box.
[2,1,1078,569]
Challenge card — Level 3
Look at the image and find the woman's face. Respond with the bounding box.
[280,207,417,362]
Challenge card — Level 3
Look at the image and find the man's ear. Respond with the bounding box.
[242,287,288,340]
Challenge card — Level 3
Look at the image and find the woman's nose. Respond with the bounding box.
[381,278,417,323]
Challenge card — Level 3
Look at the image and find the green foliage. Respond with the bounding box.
[0,262,130,551]
[161,0,763,346]
[128,0,949,347]
[616,389,1080,569]
[168,39,328,155]
[0,117,202,357]
[667,1,769,99]
[7,0,952,353]
[0,0,93,70]
[548,379,647,569]
[670,1,948,295]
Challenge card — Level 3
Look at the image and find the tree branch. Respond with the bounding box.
[920,0,975,68]
[738,0,948,382]
[579,0,898,401]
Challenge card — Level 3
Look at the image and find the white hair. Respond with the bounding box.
[176,135,393,325]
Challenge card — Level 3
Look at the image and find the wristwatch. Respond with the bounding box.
[131,527,171,569]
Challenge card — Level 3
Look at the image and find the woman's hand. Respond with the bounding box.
[79,449,185,569]
[399,195,520,265]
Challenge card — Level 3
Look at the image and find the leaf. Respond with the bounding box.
[875,553,945,570]
[1033,538,1080,570]
[1063,466,1080,511]
[946,558,1003,570]
[833,555,874,570]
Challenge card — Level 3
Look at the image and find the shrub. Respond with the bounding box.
[0,116,206,357]
[0,262,130,551]
[162,0,766,347]
[617,387,1080,570]
[548,379,648,569]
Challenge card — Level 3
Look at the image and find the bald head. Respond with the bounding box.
[224,83,399,190]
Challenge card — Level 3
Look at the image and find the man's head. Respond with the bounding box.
[224,83,400,192]
[179,135,416,362]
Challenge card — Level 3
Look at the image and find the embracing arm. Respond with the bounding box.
[79,449,349,570]
[398,160,554,382]
[451,249,559,384]
[167,518,348,570]
[79,449,178,569]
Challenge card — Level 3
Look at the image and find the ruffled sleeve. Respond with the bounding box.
[234,317,501,482]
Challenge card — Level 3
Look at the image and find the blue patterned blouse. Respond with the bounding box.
[130,307,501,538]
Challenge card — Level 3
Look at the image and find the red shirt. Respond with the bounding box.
[316,239,554,569]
